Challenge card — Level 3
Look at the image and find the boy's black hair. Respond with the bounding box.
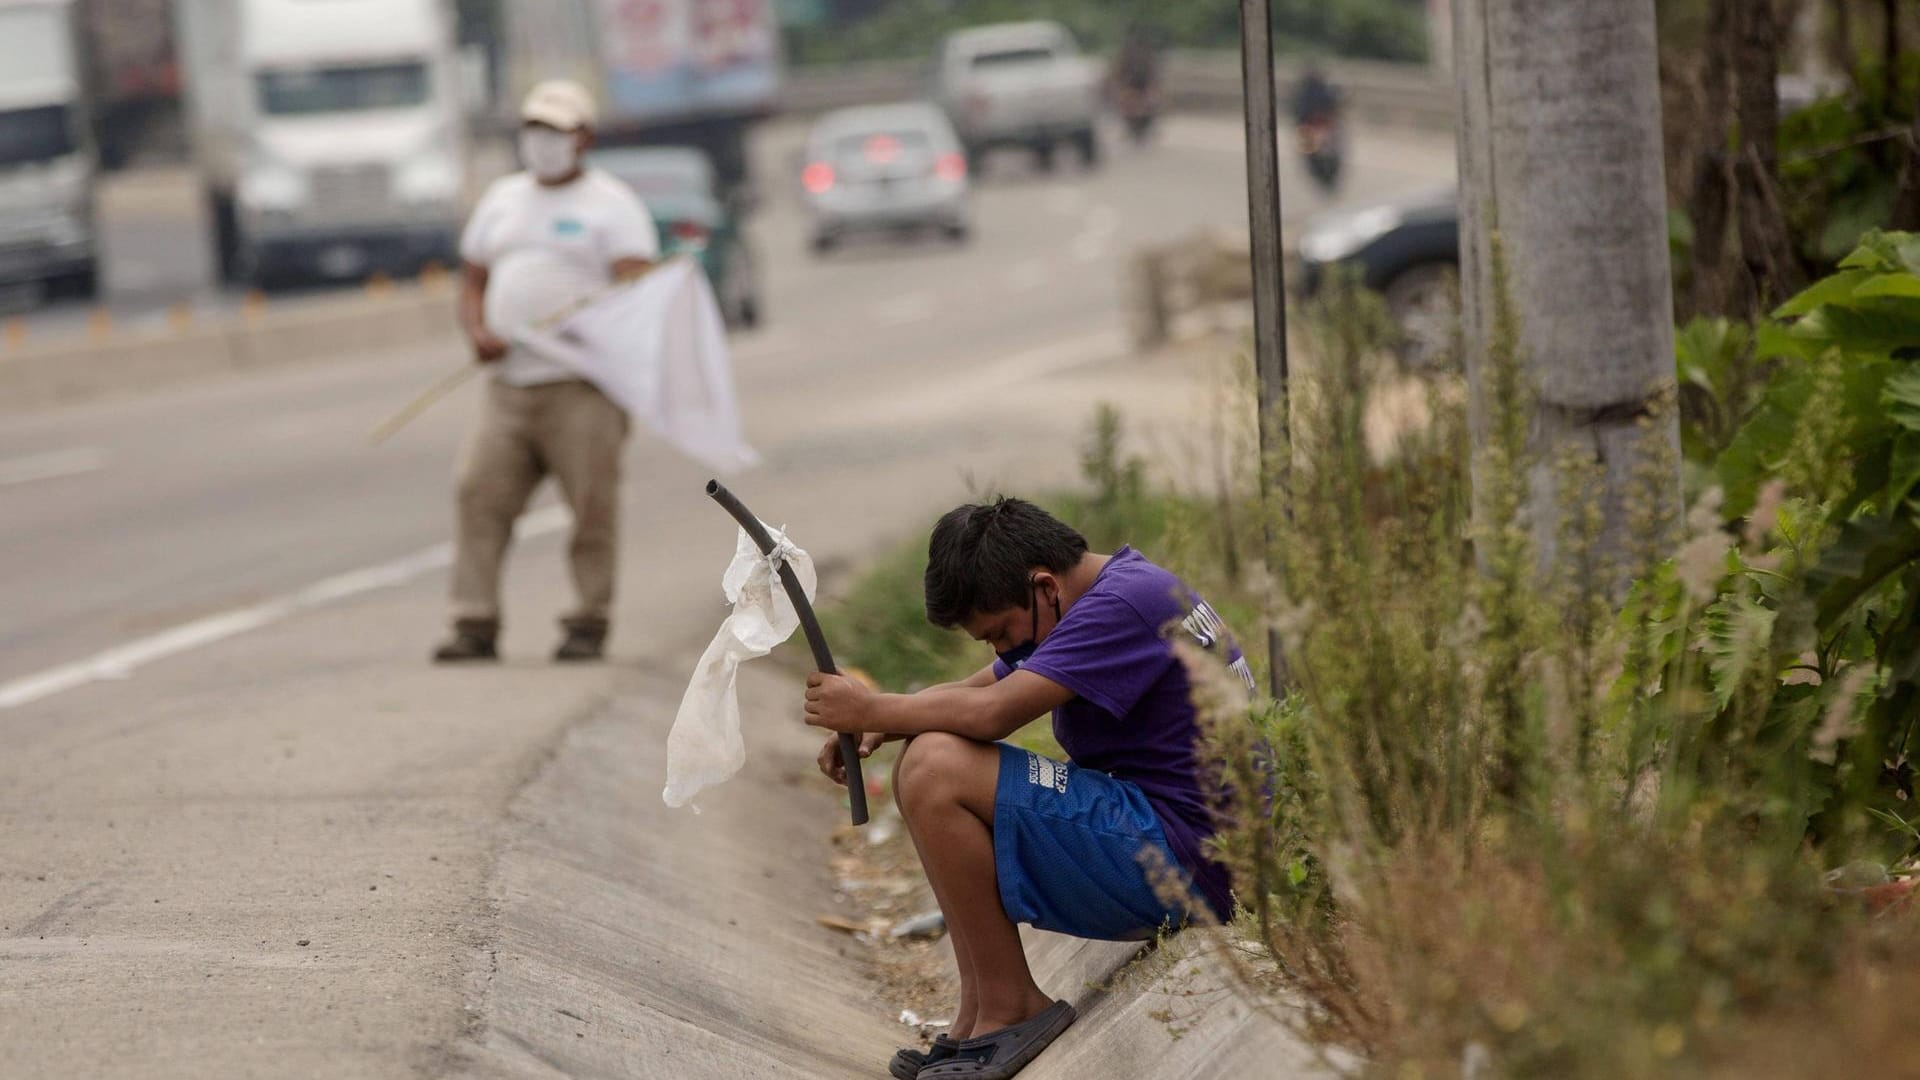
[924,497,1089,627]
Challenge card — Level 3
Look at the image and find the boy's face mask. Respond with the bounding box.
[997,578,1060,670]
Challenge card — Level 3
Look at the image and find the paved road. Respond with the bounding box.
[0,114,1452,1077]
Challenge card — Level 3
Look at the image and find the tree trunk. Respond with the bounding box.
[1885,0,1902,98]
[1690,0,1737,318]
[1732,0,1803,311]
[1453,0,1682,592]
[1894,92,1920,231]
[1833,0,1857,82]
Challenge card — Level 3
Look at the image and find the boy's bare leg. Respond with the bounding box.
[894,733,1054,1035]
[894,743,980,1038]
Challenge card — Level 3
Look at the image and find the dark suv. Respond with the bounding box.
[1296,184,1459,366]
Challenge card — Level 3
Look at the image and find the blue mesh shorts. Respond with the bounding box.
[992,743,1201,942]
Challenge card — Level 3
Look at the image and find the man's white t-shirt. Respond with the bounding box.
[459,168,660,387]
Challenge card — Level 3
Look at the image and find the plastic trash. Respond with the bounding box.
[663,523,814,809]
[890,910,947,940]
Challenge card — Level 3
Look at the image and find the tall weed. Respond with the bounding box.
[1199,238,1920,1077]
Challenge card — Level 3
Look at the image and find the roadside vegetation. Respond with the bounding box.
[821,230,1920,1076]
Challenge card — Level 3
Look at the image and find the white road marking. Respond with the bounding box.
[1043,186,1086,215]
[0,448,110,488]
[1071,239,1111,264]
[1070,204,1120,263]
[1005,259,1048,291]
[0,503,572,711]
[731,335,796,362]
[872,292,936,327]
[869,327,1129,428]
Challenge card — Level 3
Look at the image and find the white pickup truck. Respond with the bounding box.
[931,21,1103,173]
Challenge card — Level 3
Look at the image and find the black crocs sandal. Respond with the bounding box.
[889,1034,959,1080]
[917,1001,1076,1080]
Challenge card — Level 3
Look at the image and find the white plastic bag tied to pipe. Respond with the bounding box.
[663,523,815,809]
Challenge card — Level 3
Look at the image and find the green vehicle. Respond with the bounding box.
[590,146,761,330]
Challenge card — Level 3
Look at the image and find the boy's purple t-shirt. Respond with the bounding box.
[992,547,1254,918]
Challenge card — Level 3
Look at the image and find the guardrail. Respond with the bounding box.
[779,50,1453,129]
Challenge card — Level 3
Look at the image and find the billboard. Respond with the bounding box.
[599,0,779,120]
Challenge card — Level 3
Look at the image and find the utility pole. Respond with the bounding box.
[1238,0,1291,697]
[1452,0,1681,592]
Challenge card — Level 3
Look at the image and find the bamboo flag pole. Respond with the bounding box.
[367,362,481,446]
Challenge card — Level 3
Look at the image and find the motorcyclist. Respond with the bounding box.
[1291,63,1340,127]
[1291,63,1344,189]
[1109,23,1161,141]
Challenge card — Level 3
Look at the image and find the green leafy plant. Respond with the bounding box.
[1706,231,1920,845]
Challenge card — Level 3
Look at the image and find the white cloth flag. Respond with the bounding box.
[663,523,815,809]
[518,258,760,474]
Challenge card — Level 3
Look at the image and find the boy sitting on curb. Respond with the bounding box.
[804,498,1255,1080]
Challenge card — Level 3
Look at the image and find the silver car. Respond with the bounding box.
[801,103,970,254]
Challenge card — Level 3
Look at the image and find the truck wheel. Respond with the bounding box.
[966,145,988,178]
[723,244,760,328]
[50,264,98,300]
[1033,142,1057,173]
[1383,263,1460,370]
[209,191,242,285]
[1074,129,1100,169]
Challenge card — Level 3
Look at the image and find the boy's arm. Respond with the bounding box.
[927,664,1001,693]
[805,669,1072,743]
[855,664,1000,749]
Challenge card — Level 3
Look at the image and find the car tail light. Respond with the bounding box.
[670,220,710,250]
[801,161,835,194]
[864,134,901,165]
[934,152,966,183]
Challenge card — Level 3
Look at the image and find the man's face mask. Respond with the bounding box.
[519,126,579,181]
[997,578,1060,670]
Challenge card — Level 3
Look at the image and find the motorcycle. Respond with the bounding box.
[1296,112,1344,192]
[1112,80,1159,145]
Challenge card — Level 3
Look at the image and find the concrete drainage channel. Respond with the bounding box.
[455,662,1326,1079]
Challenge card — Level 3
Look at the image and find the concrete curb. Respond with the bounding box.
[1017,931,1333,1079]
[456,653,1327,1078]
[449,648,1332,1079]
[0,285,458,414]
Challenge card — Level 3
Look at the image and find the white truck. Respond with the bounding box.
[0,0,98,299]
[931,21,1104,174]
[175,0,467,286]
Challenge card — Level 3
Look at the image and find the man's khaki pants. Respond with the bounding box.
[450,379,628,627]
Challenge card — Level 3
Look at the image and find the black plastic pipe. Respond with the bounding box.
[706,480,869,826]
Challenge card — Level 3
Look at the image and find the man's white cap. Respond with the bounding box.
[521,79,596,131]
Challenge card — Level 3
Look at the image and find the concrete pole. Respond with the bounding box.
[1452,0,1682,591]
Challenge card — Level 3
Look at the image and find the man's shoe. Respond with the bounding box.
[553,617,608,663]
[434,619,499,663]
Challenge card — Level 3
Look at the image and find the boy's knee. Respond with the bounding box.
[895,732,984,810]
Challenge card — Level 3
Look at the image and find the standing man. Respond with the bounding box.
[435,80,659,664]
